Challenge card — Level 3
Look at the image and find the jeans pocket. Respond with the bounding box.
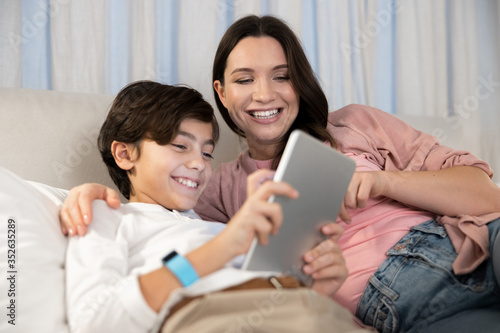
[389,220,490,292]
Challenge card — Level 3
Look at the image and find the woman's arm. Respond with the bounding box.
[329,105,500,221]
[339,166,500,222]
[382,166,500,216]
[59,183,121,236]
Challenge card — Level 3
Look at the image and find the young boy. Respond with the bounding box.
[65,81,366,333]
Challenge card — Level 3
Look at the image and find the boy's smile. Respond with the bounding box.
[127,119,214,211]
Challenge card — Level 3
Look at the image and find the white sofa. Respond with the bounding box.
[0,87,499,332]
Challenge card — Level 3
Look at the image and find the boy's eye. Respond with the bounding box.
[202,152,214,160]
[171,143,186,150]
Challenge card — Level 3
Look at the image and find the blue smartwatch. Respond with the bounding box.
[162,250,199,287]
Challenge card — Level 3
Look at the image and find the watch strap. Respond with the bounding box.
[162,250,199,287]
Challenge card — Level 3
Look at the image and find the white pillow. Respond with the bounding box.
[0,167,68,333]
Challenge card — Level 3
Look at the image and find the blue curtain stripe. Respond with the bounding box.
[155,0,179,86]
[21,0,52,90]
[373,0,397,114]
[109,0,131,94]
[216,0,234,41]
[260,0,271,15]
[301,0,319,77]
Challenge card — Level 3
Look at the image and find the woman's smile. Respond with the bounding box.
[247,108,281,121]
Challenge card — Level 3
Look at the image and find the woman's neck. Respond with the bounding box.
[248,145,275,161]
[246,135,280,161]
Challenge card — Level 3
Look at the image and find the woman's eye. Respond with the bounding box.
[274,75,290,82]
[235,78,253,84]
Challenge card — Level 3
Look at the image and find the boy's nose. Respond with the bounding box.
[186,153,205,171]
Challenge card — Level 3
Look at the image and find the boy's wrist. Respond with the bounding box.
[187,235,236,277]
[215,226,243,258]
[162,251,199,287]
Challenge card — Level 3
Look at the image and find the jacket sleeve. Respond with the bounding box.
[65,201,158,333]
[195,166,232,223]
[195,152,256,224]
[328,104,493,177]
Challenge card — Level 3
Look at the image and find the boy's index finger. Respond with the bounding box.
[258,180,299,201]
[246,169,276,196]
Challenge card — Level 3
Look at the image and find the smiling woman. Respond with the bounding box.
[214,37,300,161]
[211,16,335,169]
[198,15,500,332]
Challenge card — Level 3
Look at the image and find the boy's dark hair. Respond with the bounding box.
[98,80,219,200]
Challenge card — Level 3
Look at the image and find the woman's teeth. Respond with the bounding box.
[251,109,279,119]
[176,178,198,188]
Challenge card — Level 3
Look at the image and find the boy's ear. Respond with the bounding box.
[213,80,228,108]
[111,141,136,171]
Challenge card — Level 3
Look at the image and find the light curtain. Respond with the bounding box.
[1,0,499,180]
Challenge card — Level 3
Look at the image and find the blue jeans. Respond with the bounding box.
[356,218,500,333]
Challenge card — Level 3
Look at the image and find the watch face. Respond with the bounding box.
[162,250,178,264]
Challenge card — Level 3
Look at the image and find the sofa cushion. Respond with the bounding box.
[424,306,500,333]
[0,167,68,332]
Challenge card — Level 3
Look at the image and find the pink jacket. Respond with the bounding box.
[195,104,500,274]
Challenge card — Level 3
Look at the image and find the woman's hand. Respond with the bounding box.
[306,223,348,297]
[338,171,388,223]
[59,183,121,236]
[218,170,299,258]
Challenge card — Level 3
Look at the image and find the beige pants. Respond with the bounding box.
[161,288,373,333]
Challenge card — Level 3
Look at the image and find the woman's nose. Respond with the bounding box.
[252,80,276,103]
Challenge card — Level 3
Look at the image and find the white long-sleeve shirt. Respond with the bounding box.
[66,201,275,333]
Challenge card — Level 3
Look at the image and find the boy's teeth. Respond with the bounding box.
[176,178,198,188]
[252,109,279,119]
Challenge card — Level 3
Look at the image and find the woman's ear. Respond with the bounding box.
[111,141,136,171]
[213,80,228,108]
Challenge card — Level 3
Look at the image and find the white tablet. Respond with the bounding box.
[241,130,356,285]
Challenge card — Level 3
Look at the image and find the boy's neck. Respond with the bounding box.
[128,198,174,212]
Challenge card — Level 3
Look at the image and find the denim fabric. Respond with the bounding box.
[356,218,500,333]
